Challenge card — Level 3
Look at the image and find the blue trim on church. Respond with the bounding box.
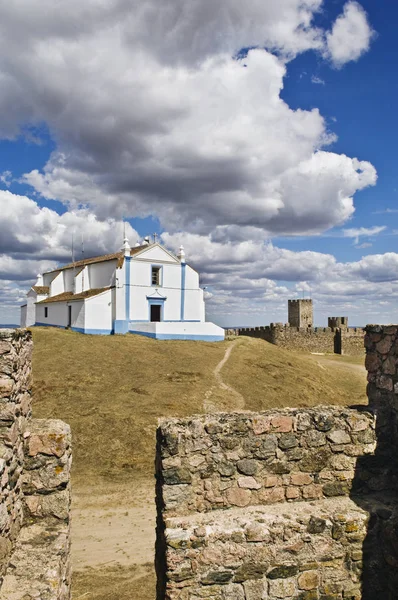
[125,256,131,320]
[180,263,186,321]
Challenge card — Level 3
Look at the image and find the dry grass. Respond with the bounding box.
[31,327,227,481]
[222,337,367,412]
[30,328,367,600]
[73,564,155,600]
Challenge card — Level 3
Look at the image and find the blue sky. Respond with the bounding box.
[0,0,397,327]
[280,0,398,261]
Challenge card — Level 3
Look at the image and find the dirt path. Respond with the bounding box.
[72,481,156,598]
[73,500,155,570]
[203,339,245,413]
[314,355,366,374]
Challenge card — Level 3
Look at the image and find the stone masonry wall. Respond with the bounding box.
[238,323,365,356]
[156,325,398,599]
[156,408,382,600]
[159,408,376,518]
[0,329,71,600]
[288,299,313,328]
[161,496,381,600]
[340,329,365,357]
[365,324,398,488]
[0,329,32,576]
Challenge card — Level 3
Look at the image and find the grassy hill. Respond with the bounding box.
[30,328,367,600]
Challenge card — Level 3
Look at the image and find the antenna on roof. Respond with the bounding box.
[153,232,158,243]
[72,232,76,287]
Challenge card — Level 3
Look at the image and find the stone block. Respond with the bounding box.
[26,419,71,458]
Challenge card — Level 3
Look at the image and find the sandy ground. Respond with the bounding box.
[72,342,244,599]
[73,491,156,569]
[72,481,157,600]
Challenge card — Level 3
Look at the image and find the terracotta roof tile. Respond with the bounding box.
[47,245,151,273]
[36,287,111,304]
[32,286,49,295]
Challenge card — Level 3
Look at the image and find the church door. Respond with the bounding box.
[150,304,161,322]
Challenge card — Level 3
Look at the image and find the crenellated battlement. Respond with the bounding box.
[234,300,364,355]
[238,321,364,355]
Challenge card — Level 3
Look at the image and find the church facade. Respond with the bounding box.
[20,239,224,341]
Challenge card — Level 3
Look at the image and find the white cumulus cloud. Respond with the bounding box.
[0,0,376,240]
[325,1,374,68]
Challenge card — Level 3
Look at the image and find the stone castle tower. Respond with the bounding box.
[288,299,313,328]
[328,316,348,329]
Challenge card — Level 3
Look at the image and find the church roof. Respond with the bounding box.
[36,287,111,304]
[32,286,49,295]
[46,244,152,273]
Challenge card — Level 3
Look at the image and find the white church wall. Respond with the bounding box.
[36,302,69,328]
[183,290,204,321]
[114,267,126,321]
[88,260,116,289]
[63,270,75,293]
[72,302,85,331]
[135,246,178,263]
[163,288,182,321]
[43,272,58,288]
[130,260,152,287]
[20,305,27,328]
[50,272,64,297]
[74,267,90,294]
[162,263,182,290]
[84,290,113,334]
[25,292,38,327]
[74,269,82,294]
[129,261,154,320]
[128,259,203,322]
[184,265,200,289]
[129,321,225,341]
[130,286,182,322]
[130,285,149,321]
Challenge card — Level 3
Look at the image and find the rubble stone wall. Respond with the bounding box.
[238,323,365,356]
[161,496,387,600]
[158,408,376,518]
[0,329,32,577]
[0,329,71,600]
[155,325,398,599]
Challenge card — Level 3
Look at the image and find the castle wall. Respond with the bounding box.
[288,299,313,328]
[365,324,398,483]
[0,329,32,577]
[156,406,381,600]
[328,316,348,329]
[341,328,366,356]
[0,329,71,600]
[238,323,365,355]
[155,326,398,599]
[158,408,376,519]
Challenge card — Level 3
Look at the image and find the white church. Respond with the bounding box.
[20,237,225,341]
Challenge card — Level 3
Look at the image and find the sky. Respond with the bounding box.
[0,0,397,327]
